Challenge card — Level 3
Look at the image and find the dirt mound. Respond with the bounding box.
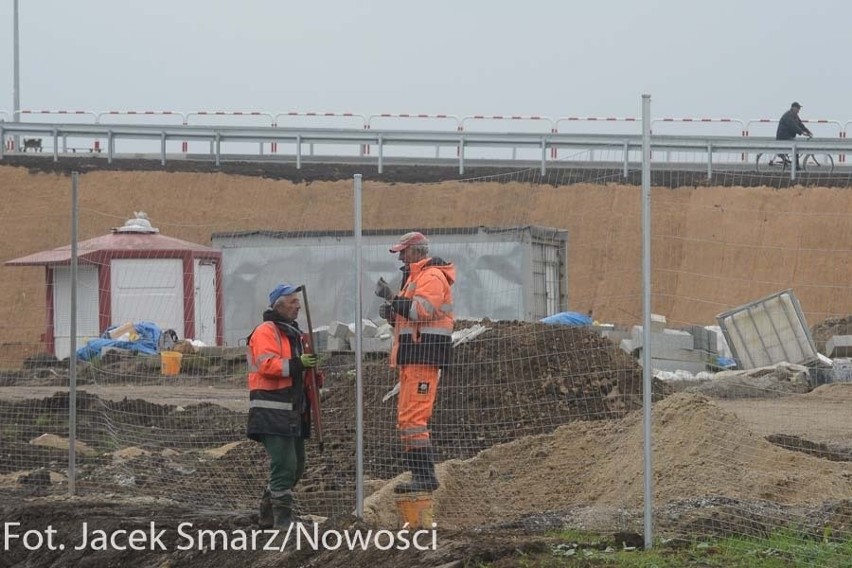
[1,321,668,519]
[361,392,852,529]
[325,321,671,481]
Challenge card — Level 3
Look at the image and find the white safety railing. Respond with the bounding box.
[275,112,367,156]
[651,117,745,162]
[3,121,852,181]
[746,118,845,164]
[366,113,461,157]
[0,111,9,152]
[554,116,639,160]
[6,108,852,174]
[187,111,275,155]
[461,115,555,161]
[97,111,188,156]
[20,109,99,153]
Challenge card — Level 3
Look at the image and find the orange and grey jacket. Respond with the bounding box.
[245,312,311,439]
[389,256,456,368]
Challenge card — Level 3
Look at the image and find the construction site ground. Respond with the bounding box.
[0,324,850,567]
[1,162,852,566]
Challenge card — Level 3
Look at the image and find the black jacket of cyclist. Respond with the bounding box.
[776,102,813,140]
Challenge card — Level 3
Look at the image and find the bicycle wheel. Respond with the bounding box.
[802,153,834,174]
[755,152,786,173]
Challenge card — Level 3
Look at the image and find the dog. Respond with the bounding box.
[22,138,43,152]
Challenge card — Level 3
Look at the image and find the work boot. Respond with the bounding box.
[258,488,273,529]
[394,448,439,493]
[270,490,296,529]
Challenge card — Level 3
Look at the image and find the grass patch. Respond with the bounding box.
[469,528,852,567]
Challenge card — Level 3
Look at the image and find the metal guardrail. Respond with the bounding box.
[2,121,852,179]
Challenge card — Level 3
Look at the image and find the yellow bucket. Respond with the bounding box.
[160,351,183,376]
[395,494,434,529]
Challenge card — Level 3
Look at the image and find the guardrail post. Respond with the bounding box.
[182,118,189,154]
[362,124,369,156]
[706,142,712,179]
[790,142,797,181]
[377,133,383,174]
[551,128,558,159]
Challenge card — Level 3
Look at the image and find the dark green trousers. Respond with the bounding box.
[259,435,305,492]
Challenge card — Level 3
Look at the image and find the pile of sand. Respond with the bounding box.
[364,392,852,529]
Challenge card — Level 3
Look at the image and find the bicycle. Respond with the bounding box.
[755,147,834,174]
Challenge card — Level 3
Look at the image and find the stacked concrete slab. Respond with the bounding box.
[323,319,393,353]
[618,315,718,374]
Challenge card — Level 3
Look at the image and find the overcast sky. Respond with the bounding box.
[0,0,847,136]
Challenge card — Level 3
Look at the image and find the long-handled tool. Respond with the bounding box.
[300,284,324,453]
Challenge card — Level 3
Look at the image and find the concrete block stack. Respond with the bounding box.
[326,321,351,351]
[322,319,392,353]
[619,315,718,374]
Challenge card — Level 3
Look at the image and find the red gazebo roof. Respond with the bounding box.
[5,232,219,267]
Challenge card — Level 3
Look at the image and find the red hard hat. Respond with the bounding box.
[389,231,429,253]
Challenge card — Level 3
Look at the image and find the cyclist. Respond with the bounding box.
[774,102,812,168]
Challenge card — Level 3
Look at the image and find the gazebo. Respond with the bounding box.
[6,213,223,359]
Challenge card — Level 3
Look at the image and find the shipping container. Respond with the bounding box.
[211,226,568,346]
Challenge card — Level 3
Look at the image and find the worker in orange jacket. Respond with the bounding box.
[246,283,320,528]
[375,231,456,493]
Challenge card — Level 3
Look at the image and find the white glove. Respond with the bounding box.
[375,277,394,301]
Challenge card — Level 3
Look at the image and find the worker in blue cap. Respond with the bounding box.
[246,282,320,528]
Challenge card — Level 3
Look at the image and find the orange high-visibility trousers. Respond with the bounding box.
[397,365,440,450]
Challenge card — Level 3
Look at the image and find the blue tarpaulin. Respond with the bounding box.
[540,312,594,326]
[75,321,162,361]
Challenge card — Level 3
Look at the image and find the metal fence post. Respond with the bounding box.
[353,173,364,518]
[641,94,654,550]
[69,171,79,495]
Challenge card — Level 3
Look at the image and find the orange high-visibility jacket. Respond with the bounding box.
[389,256,456,368]
[247,320,299,391]
[246,319,308,439]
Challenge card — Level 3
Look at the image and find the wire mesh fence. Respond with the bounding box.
[0,144,850,564]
